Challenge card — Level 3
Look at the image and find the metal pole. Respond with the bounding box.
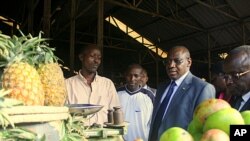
[43,0,51,37]
[70,0,76,74]
[97,0,104,74]
[28,0,34,35]
[242,23,246,45]
[208,33,211,82]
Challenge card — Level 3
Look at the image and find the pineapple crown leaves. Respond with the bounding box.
[0,30,63,68]
[0,34,31,67]
[19,30,63,66]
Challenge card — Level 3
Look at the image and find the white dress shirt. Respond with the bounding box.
[160,71,190,118]
[239,92,250,111]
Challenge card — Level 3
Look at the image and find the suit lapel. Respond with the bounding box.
[162,73,193,121]
[151,81,170,125]
[240,97,250,111]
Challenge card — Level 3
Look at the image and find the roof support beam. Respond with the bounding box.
[55,39,137,52]
[55,0,97,37]
[104,0,204,31]
[138,3,197,29]
[195,0,239,21]
[161,18,250,45]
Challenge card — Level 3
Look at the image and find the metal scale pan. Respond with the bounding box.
[66,104,104,116]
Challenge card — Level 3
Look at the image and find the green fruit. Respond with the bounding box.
[160,127,194,141]
[203,108,244,135]
[200,129,229,141]
[194,98,231,125]
[241,110,250,124]
[187,117,202,135]
[187,117,203,141]
[192,132,203,141]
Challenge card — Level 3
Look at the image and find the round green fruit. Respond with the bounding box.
[192,132,203,141]
[160,127,194,141]
[203,108,244,135]
[194,98,231,125]
[187,117,202,135]
[241,110,250,124]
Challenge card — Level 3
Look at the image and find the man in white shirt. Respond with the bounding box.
[117,64,154,141]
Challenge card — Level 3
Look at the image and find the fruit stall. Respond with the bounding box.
[0,31,127,140]
[0,101,128,140]
[159,98,249,141]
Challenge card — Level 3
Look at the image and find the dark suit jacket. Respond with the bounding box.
[145,85,157,96]
[230,96,250,112]
[148,72,215,141]
[240,98,250,111]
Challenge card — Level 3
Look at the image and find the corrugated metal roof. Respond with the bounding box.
[1,0,250,82]
[107,0,249,55]
[228,0,250,17]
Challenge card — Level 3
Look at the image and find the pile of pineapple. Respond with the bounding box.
[0,31,67,106]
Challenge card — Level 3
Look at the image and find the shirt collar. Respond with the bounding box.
[242,92,250,102]
[125,85,142,94]
[78,70,99,82]
[173,71,189,86]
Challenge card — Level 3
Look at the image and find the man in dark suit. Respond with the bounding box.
[148,46,215,141]
[223,45,250,112]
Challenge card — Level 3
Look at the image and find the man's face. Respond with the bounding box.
[166,48,192,80]
[79,48,101,73]
[223,52,250,96]
[125,68,142,91]
[140,73,148,87]
[211,72,227,93]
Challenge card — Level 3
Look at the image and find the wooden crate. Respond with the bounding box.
[0,106,70,141]
[1,106,69,124]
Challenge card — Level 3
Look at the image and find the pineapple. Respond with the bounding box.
[0,31,67,106]
[37,63,67,106]
[28,32,67,106]
[0,33,45,105]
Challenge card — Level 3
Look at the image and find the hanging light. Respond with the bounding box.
[218,53,228,59]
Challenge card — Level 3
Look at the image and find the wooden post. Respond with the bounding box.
[97,0,104,74]
[69,0,76,74]
[43,0,51,37]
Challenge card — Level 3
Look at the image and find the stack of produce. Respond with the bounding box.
[159,98,250,141]
[0,88,44,140]
[188,98,246,141]
[0,31,67,106]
